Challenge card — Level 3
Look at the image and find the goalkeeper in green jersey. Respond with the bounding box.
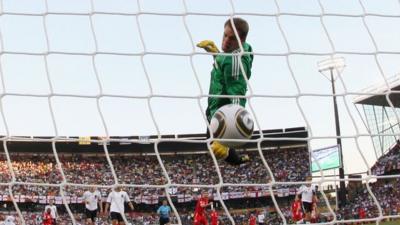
[197,17,253,165]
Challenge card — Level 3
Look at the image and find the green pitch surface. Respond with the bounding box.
[379,220,400,225]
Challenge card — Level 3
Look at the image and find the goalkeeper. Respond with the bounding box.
[197,17,253,165]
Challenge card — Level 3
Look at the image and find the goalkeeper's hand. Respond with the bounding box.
[211,141,229,159]
[196,40,220,53]
[211,141,249,165]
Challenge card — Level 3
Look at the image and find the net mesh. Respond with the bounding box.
[0,0,400,224]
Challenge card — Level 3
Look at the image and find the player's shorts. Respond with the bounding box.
[160,217,170,225]
[302,202,313,213]
[194,214,208,225]
[110,212,124,222]
[85,208,97,221]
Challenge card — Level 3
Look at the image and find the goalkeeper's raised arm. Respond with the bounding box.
[196,17,253,166]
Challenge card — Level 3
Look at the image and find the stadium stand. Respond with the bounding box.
[371,140,400,176]
[1,132,399,224]
[0,146,309,200]
[0,128,311,224]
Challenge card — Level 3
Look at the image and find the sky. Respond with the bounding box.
[0,0,400,175]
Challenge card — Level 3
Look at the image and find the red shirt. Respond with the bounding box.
[249,215,256,225]
[358,208,366,219]
[195,197,208,215]
[211,211,218,225]
[311,202,318,223]
[43,212,52,225]
[291,200,303,221]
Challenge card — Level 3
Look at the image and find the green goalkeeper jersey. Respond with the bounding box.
[206,42,254,121]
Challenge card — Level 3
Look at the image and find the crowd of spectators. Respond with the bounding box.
[334,139,400,223]
[371,140,400,175]
[0,147,310,199]
[337,139,400,222]
[2,140,400,224]
[0,147,311,224]
[334,178,400,224]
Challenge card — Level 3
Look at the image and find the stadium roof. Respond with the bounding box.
[0,127,308,154]
[353,75,400,107]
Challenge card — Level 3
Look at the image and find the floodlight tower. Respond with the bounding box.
[317,57,347,207]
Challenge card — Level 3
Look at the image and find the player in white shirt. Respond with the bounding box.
[256,211,265,225]
[0,215,15,225]
[44,199,58,224]
[82,186,104,225]
[296,176,317,224]
[105,186,134,225]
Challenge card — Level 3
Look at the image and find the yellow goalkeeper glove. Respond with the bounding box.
[196,40,220,53]
[211,141,229,159]
[211,141,250,165]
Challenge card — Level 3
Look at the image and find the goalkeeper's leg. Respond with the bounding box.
[206,128,249,165]
[226,148,250,165]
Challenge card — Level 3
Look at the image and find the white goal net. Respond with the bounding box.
[0,0,400,224]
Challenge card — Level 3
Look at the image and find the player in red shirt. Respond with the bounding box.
[291,196,303,223]
[248,212,256,225]
[194,192,211,225]
[310,197,318,223]
[210,207,218,225]
[358,207,366,220]
[43,208,53,225]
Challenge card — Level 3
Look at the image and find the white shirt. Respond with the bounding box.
[297,184,316,203]
[44,205,58,219]
[107,190,130,213]
[257,214,265,223]
[83,190,102,211]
